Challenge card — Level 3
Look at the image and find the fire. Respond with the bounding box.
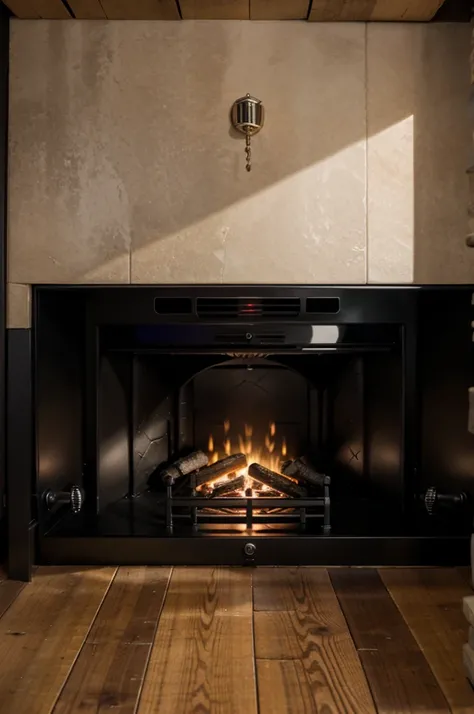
[206,419,290,496]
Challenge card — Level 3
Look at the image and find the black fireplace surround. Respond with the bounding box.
[7,285,474,580]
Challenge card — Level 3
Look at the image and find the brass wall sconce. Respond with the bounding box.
[231,94,265,172]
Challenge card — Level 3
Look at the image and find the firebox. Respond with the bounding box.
[7,286,474,579]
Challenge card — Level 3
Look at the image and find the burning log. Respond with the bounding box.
[281,458,330,489]
[248,463,307,498]
[194,453,248,488]
[162,450,209,486]
[210,475,245,498]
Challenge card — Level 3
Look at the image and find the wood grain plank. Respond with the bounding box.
[254,568,376,714]
[4,0,71,17]
[87,566,171,644]
[0,579,25,620]
[257,660,316,714]
[137,567,257,714]
[309,0,444,21]
[3,0,37,16]
[381,568,474,714]
[53,567,171,714]
[0,566,116,714]
[100,0,180,19]
[67,0,106,18]
[250,0,308,19]
[330,568,451,714]
[180,0,249,19]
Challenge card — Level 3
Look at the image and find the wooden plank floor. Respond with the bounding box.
[0,566,471,713]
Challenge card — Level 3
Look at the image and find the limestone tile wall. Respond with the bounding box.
[7,283,31,328]
[8,20,367,285]
[368,23,472,284]
[7,20,471,287]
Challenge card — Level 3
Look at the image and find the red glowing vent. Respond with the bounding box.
[196,297,300,319]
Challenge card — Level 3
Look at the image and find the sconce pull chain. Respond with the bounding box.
[245,133,252,172]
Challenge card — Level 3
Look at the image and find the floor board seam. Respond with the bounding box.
[379,569,456,714]
[133,565,174,714]
[328,568,381,714]
[251,569,262,714]
[49,566,119,714]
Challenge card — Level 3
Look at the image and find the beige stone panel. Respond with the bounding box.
[9,21,366,285]
[126,21,366,283]
[7,283,31,328]
[368,24,472,284]
[9,21,131,284]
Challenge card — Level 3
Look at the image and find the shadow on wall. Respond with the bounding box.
[7,20,471,284]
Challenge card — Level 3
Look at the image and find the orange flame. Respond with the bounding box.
[206,419,291,497]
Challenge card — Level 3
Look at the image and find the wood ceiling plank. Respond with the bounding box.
[100,0,180,19]
[330,568,451,714]
[253,568,377,714]
[137,567,257,714]
[180,0,249,19]
[250,0,309,19]
[309,0,445,21]
[67,0,106,18]
[1,1,39,17]
[3,0,72,17]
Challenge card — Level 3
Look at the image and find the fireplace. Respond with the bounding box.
[7,286,474,578]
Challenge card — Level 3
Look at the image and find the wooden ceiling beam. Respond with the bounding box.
[100,0,180,19]
[250,0,309,20]
[67,0,105,18]
[309,0,446,21]
[180,0,249,20]
[4,0,71,17]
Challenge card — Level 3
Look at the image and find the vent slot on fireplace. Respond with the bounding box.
[306,297,340,314]
[196,297,301,318]
[154,297,193,315]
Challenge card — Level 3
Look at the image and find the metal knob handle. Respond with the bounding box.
[44,485,84,514]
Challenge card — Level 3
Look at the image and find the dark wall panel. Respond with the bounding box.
[419,290,474,495]
[0,5,9,561]
[36,292,84,503]
[99,353,132,509]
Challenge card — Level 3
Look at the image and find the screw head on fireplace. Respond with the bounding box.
[244,542,257,557]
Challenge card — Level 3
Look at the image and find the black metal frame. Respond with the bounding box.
[0,7,8,567]
[6,285,474,578]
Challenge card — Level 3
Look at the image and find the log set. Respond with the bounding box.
[194,453,248,488]
[161,450,209,486]
[281,458,331,489]
[210,475,246,498]
[248,463,307,498]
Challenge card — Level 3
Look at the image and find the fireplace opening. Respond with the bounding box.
[31,287,474,566]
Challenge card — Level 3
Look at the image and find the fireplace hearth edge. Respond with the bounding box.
[7,285,474,579]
